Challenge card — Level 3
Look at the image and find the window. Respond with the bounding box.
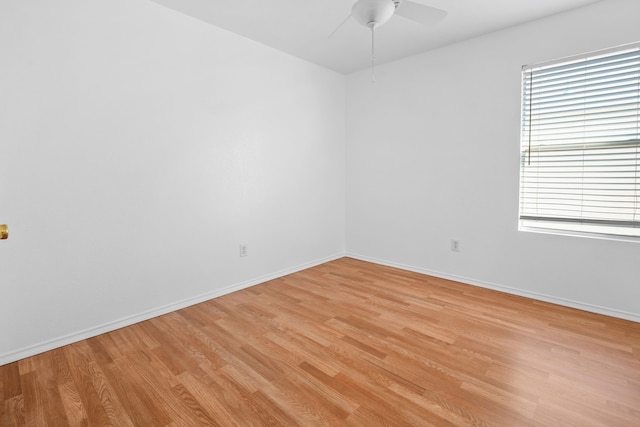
[520,43,640,239]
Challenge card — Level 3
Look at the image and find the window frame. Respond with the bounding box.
[519,42,640,242]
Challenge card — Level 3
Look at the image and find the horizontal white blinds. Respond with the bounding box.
[520,45,640,237]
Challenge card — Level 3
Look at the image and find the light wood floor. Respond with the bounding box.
[1,258,639,426]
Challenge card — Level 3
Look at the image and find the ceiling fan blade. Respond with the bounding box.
[329,13,352,38]
[394,1,447,26]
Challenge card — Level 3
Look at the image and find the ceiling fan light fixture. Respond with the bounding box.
[351,0,396,28]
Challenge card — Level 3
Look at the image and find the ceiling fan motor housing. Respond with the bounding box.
[352,0,396,28]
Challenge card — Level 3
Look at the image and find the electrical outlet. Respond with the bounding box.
[239,244,248,257]
[451,240,460,252]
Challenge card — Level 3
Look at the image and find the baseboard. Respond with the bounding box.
[0,253,345,366]
[345,252,640,323]
[5,251,636,366]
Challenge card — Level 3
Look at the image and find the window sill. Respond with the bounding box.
[519,222,640,244]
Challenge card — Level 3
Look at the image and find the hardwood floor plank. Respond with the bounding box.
[135,320,191,375]
[389,382,487,427]
[98,364,155,426]
[176,371,240,426]
[2,396,24,427]
[248,390,302,426]
[20,371,47,426]
[269,373,350,426]
[169,382,220,427]
[199,360,282,426]
[63,343,131,427]
[31,353,69,427]
[1,257,639,426]
[2,362,25,427]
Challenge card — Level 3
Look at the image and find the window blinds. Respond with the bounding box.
[520,44,640,238]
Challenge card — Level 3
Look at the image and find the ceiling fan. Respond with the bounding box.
[355,0,446,28]
[333,0,448,80]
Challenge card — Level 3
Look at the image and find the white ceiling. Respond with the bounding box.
[150,0,601,74]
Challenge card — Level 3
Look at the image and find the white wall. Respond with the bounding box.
[346,0,640,321]
[0,0,346,364]
[2,0,638,366]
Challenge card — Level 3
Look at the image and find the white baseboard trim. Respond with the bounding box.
[0,253,345,366]
[345,252,640,324]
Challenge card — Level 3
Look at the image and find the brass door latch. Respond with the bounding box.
[0,224,8,240]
